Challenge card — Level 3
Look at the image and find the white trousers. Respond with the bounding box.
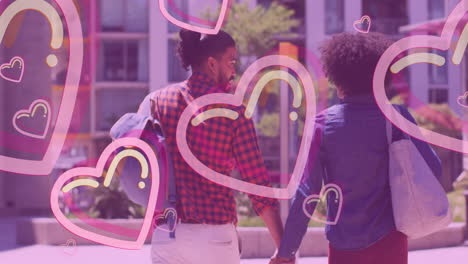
[151,223,240,264]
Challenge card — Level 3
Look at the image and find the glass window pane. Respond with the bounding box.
[100,0,125,32]
[127,40,149,82]
[98,41,125,81]
[428,0,445,20]
[325,0,344,34]
[96,89,148,131]
[429,49,448,84]
[429,88,448,104]
[125,0,149,32]
[168,39,188,82]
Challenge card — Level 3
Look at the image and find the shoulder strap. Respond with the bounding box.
[150,92,177,238]
[150,93,177,205]
[386,114,392,145]
[386,105,405,145]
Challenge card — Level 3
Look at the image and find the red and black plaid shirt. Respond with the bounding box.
[151,72,278,225]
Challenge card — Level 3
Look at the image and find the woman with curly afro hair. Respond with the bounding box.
[270,33,442,264]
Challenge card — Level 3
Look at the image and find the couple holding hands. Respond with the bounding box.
[149,29,441,264]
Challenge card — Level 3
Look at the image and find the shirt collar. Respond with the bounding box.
[187,72,225,97]
[341,95,376,104]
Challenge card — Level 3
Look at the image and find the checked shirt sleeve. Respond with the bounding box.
[232,109,279,215]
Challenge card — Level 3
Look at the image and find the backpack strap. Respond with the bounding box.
[150,93,177,239]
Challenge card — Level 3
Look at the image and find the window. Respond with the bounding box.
[429,88,448,104]
[428,0,445,20]
[428,49,448,85]
[95,88,148,131]
[97,39,149,82]
[168,39,188,82]
[100,0,148,32]
[325,0,344,34]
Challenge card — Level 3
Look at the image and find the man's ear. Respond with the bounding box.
[207,57,217,73]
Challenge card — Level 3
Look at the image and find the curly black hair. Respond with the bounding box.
[320,32,393,96]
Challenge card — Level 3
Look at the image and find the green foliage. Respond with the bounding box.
[204,1,299,60]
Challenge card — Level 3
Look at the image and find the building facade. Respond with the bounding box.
[1,0,463,216]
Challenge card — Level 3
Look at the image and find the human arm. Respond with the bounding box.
[232,112,282,248]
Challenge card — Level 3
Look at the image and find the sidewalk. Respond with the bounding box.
[0,244,467,264]
[1,217,467,263]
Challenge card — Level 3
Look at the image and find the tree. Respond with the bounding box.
[204,1,299,69]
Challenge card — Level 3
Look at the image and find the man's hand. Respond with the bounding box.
[259,207,283,248]
[269,256,295,264]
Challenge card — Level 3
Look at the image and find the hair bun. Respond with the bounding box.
[178,29,202,71]
[179,29,201,47]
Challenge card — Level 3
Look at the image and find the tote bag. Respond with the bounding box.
[387,107,451,239]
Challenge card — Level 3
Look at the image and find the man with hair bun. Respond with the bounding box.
[149,29,283,264]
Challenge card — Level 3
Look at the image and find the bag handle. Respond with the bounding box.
[386,105,404,145]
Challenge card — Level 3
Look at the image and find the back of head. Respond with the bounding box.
[177,29,236,71]
[320,32,393,97]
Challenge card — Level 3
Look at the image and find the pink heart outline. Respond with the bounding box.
[0,0,83,175]
[373,0,468,154]
[158,0,231,35]
[353,15,372,34]
[154,208,178,233]
[0,56,24,83]
[166,0,216,27]
[12,99,51,139]
[50,138,160,250]
[457,92,468,108]
[302,184,343,225]
[176,55,317,199]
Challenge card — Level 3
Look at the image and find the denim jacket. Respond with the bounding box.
[278,95,442,256]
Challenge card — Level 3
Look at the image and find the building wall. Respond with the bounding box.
[306,0,362,57]
[0,7,56,216]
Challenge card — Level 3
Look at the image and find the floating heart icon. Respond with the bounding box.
[0,0,83,175]
[12,99,51,139]
[153,208,178,233]
[457,92,468,108]
[60,239,77,256]
[373,0,468,153]
[0,56,24,83]
[176,55,317,199]
[159,0,232,35]
[353,15,372,33]
[50,138,160,250]
[302,184,343,225]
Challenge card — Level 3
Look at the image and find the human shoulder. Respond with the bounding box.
[152,82,187,99]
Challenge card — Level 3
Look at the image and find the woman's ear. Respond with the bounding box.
[337,87,345,99]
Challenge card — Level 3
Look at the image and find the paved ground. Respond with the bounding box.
[0,244,467,264]
[1,217,467,264]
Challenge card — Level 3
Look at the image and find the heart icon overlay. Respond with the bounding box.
[457,92,468,108]
[0,56,24,83]
[159,0,232,35]
[0,0,84,175]
[373,0,468,153]
[50,138,160,250]
[12,99,51,139]
[176,55,317,199]
[60,239,78,256]
[152,208,178,233]
[302,184,343,225]
[353,15,372,34]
